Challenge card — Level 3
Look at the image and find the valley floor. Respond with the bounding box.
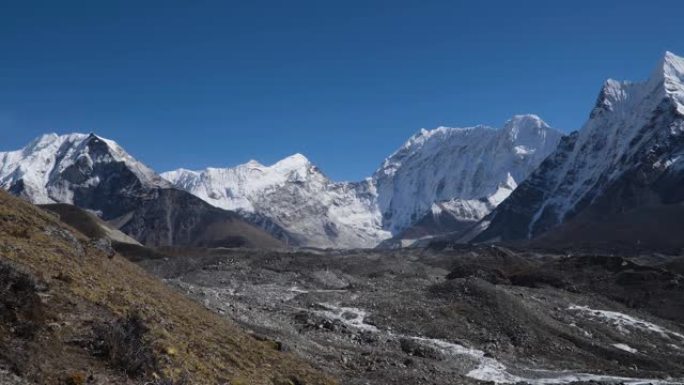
[139,246,684,385]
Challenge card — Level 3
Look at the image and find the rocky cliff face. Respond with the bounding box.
[476,52,684,244]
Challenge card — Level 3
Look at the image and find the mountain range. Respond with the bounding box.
[162,114,561,248]
[0,133,282,248]
[3,52,684,251]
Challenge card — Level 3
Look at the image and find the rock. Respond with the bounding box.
[399,339,443,360]
[90,237,115,258]
[44,226,84,257]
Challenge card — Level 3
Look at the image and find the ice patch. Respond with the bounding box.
[312,304,683,384]
[410,336,522,383]
[569,305,684,341]
[514,145,535,156]
[613,343,638,354]
[313,303,378,332]
[408,336,681,384]
[288,286,347,294]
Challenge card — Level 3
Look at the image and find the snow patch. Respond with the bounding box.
[612,343,638,354]
[313,303,378,332]
[569,305,684,341]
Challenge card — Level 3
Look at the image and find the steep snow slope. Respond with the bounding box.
[477,52,684,243]
[162,155,389,248]
[374,115,563,235]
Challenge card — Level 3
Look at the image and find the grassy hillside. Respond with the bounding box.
[0,191,335,385]
[40,203,141,245]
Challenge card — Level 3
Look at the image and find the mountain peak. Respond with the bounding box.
[23,132,62,154]
[1,132,168,204]
[402,125,494,153]
[643,51,684,89]
[662,50,684,71]
[658,51,684,93]
[274,153,310,169]
[590,52,684,119]
[34,132,61,143]
[245,159,264,167]
[478,51,684,244]
[506,114,546,126]
[501,114,556,144]
[503,114,548,130]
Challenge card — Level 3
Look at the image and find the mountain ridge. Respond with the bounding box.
[0,116,562,249]
[475,51,684,246]
[163,114,562,248]
[0,133,283,248]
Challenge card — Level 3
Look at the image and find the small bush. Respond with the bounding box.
[92,312,157,377]
[0,259,46,339]
[9,226,30,239]
[64,371,87,385]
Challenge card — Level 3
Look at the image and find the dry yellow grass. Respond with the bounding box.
[0,191,335,385]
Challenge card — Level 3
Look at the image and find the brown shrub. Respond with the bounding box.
[92,312,157,377]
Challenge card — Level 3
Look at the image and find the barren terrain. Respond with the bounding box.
[140,246,684,385]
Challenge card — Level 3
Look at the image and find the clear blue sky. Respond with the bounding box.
[2,0,684,181]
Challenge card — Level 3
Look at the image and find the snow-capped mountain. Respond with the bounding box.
[0,133,168,204]
[163,114,561,248]
[162,154,389,248]
[0,133,282,248]
[476,52,684,245]
[374,115,563,238]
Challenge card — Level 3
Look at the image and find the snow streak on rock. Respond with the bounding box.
[569,305,684,341]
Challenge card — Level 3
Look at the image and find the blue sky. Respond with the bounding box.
[2,0,684,181]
